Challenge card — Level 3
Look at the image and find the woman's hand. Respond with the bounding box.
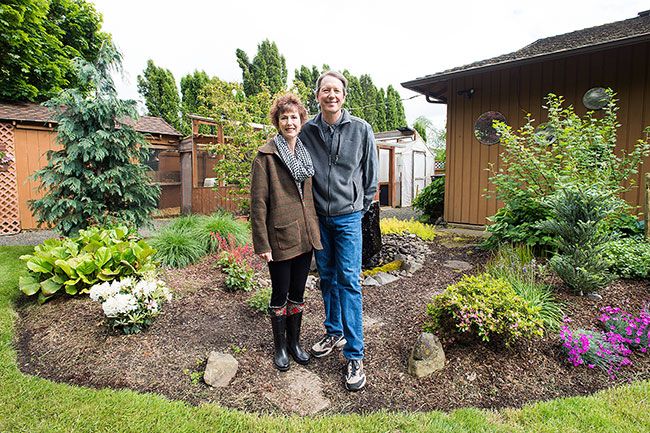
[258,252,273,262]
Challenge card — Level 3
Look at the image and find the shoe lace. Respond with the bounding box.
[348,360,361,376]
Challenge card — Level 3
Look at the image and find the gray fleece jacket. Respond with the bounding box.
[299,109,378,216]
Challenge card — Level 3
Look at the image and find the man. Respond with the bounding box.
[299,70,378,391]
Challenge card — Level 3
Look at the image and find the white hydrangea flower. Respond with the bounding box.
[134,279,157,297]
[102,293,138,317]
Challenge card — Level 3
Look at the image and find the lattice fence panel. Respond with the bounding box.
[0,123,20,234]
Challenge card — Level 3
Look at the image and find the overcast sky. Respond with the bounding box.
[91,0,648,129]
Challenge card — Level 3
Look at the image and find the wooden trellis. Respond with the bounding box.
[0,123,20,234]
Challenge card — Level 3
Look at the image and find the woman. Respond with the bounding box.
[250,93,322,371]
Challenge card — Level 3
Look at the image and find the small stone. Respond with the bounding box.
[373,272,399,285]
[204,351,238,387]
[585,292,603,301]
[408,333,445,377]
[466,371,477,381]
[362,276,380,287]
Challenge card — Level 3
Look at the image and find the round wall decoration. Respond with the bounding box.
[533,123,557,145]
[583,87,610,110]
[474,111,506,145]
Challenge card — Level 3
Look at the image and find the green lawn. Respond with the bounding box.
[0,246,648,433]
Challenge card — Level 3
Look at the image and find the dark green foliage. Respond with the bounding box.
[412,176,445,222]
[19,226,157,303]
[386,85,406,129]
[425,274,545,346]
[0,0,109,102]
[292,65,321,114]
[374,88,387,132]
[180,70,210,115]
[236,39,287,96]
[247,286,272,314]
[482,200,556,252]
[539,186,616,293]
[31,43,160,236]
[359,74,378,130]
[602,238,650,279]
[601,211,645,239]
[137,60,182,131]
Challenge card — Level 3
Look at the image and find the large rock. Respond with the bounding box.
[204,351,238,387]
[263,366,330,415]
[408,333,445,377]
[443,260,472,271]
[373,272,399,286]
[362,201,382,266]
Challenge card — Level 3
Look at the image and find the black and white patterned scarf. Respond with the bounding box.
[274,134,314,183]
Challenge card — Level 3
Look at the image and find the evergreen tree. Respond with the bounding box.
[385,85,399,130]
[0,0,109,102]
[31,43,159,236]
[342,70,364,118]
[180,70,210,115]
[137,60,181,130]
[375,88,387,132]
[413,116,430,142]
[293,65,320,114]
[359,74,378,130]
[387,85,406,128]
[236,39,287,96]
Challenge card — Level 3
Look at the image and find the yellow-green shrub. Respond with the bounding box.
[425,273,545,346]
[380,218,436,241]
[362,260,403,277]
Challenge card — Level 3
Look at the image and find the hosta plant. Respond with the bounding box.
[19,226,157,303]
[89,276,172,334]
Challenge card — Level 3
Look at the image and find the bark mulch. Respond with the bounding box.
[13,237,650,415]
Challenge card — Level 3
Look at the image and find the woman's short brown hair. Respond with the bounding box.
[269,93,309,131]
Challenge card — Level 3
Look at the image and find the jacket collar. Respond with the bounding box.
[258,137,278,154]
[306,109,351,129]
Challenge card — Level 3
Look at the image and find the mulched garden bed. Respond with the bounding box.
[13,235,650,415]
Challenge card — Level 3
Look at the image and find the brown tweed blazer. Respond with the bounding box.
[250,138,322,261]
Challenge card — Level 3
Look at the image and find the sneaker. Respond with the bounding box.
[311,334,346,358]
[345,359,366,391]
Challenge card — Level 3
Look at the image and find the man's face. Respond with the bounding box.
[317,75,346,116]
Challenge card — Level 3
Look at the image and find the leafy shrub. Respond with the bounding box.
[247,286,272,314]
[150,226,205,268]
[485,244,563,331]
[89,275,172,334]
[602,238,650,279]
[486,92,650,251]
[19,226,156,303]
[412,176,444,223]
[599,306,650,352]
[601,211,644,238]
[380,218,436,241]
[559,321,632,378]
[483,199,555,252]
[425,274,545,346]
[539,186,616,294]
[213,233,262,292]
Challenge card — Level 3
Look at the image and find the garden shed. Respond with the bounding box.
[0,102,182,234]
[402,10,650,226]
[375,128,434,207]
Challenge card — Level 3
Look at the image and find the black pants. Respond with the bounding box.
[267,250,313,308]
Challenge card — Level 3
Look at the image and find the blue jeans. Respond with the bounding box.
[315,211,364,360]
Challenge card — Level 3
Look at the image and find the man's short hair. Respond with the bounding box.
[316,70,348,95]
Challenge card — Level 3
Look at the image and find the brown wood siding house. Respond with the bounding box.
[402,11,650,226]
[0,102,182,234]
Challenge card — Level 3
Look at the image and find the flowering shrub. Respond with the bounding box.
[598,306,650,352]
[89,276,172,334]
[559,319,632,378]
[213,233,263,292]
[0,149,13,170]
[425,274,545,346]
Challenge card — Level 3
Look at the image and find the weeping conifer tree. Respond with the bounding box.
[31,43,160,236]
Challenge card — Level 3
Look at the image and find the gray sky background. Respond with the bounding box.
[92,0,648,129]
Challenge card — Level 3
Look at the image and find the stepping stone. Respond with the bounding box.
[443,260,472,271]
[264,366,330,415]
[364,316,384,330]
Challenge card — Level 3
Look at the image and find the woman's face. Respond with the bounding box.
[278,107,302,141]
